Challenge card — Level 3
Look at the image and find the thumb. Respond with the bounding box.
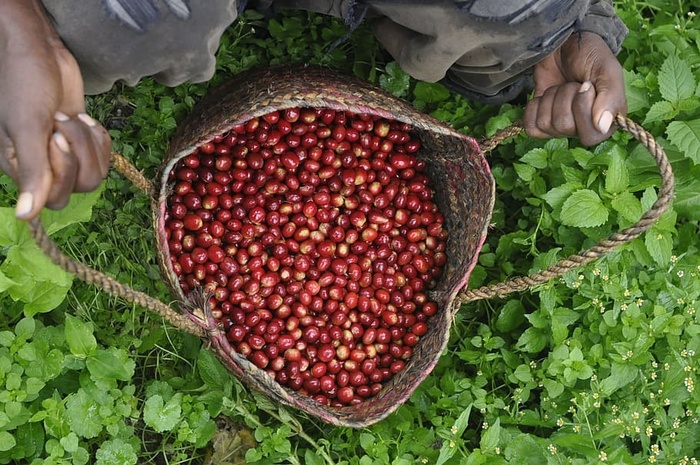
[590,58,626,134]
[7,116,55,220]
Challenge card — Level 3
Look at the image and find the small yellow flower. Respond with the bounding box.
[664,398,671,406]
[602,274,609,282]
[599,451,608,462]
[593,268,601,276]
[678,270,685,277]
[649,456,657,463]
[449,440,456,448]
[685,365,693,372]
[671,255,678,264]
[646,426,653,436]
[651,444,660,455]
[557,418,565,427]
[421,458,428,464]
[482,422,489,430]
[673,418,681,429]
[573,425,581,433]
[685,377,695,392]
[632,412,640,420]
[621,303,628,311]
[637,299,644,307]
[657,233,664,240]
[495,447,501,455]
[624,289,631,297]
[548,444,558,455]
[450,425,458,434]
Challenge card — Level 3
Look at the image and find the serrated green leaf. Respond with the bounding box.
[667,119,700,164]
[516,328,548,353]
[379,62,410,98]
[41,187,104,235]
[95,438,138,465]
[66,390,103,439]
[520,148,549,169]
[64,315,97,358]
[611,192,643,223]
[605,147,629,194]
[643,101,677,124]
[413,81,450,103]
[144,394,182,433]
[560,190,609,227]
[658,54,696,104]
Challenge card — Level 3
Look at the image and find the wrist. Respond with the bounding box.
[0,0,56,45]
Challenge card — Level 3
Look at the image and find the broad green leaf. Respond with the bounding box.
[413,82,450,103]
[95,438,138,465]
[379,62,410,98]
[645,229,673,267]
[658,54,696,104]
[41,186,104,235]
[642,101,677,124]
[611,192,643,223]
[516,328,548,354]
[454,404,472,436]
[503,434,548,465]
[623,69,649,113]
[667,119,700,164]
[86,349,134,381]
[520,148,549,169]
[543,183,580,212]
[0,208,26,246]
[64,315,97,358]
[480,418,501,451]
[0,270,17,293]
[560,189,609,228]
[599,363,638,396]
[674,166,700,219]
[604,147,629,194]
[514,163,536,182]
[304,450,325,465]
[198,349,232,391]
[495,300,526,333]
[66,389,103,439]
[551,308,580,344]
[144,394,182,432]
[0,432,16,452]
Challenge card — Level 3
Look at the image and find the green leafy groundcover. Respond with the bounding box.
[0,2,699,464]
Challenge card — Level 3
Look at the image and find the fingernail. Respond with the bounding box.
[77,113,97,127]
[579,81,592,93]
[55,111,70,122]
[15,192,33,218]
[597,111,613,134]
[53,132,70,153]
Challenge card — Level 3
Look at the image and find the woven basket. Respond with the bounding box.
[152,66,494,427]
[27,66,675,429]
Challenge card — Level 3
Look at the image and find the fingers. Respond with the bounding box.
[54,112,111,192]
[524,81,612,146]
[8,112,111,220]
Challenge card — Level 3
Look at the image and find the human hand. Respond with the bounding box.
[523,31,627,146]
[0,1,111,221]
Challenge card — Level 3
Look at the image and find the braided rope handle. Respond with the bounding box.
[26,152,205,338]
[457,113,675,303]
[24,114,674,328]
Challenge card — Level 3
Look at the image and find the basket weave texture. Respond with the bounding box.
[153,66,495,427]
